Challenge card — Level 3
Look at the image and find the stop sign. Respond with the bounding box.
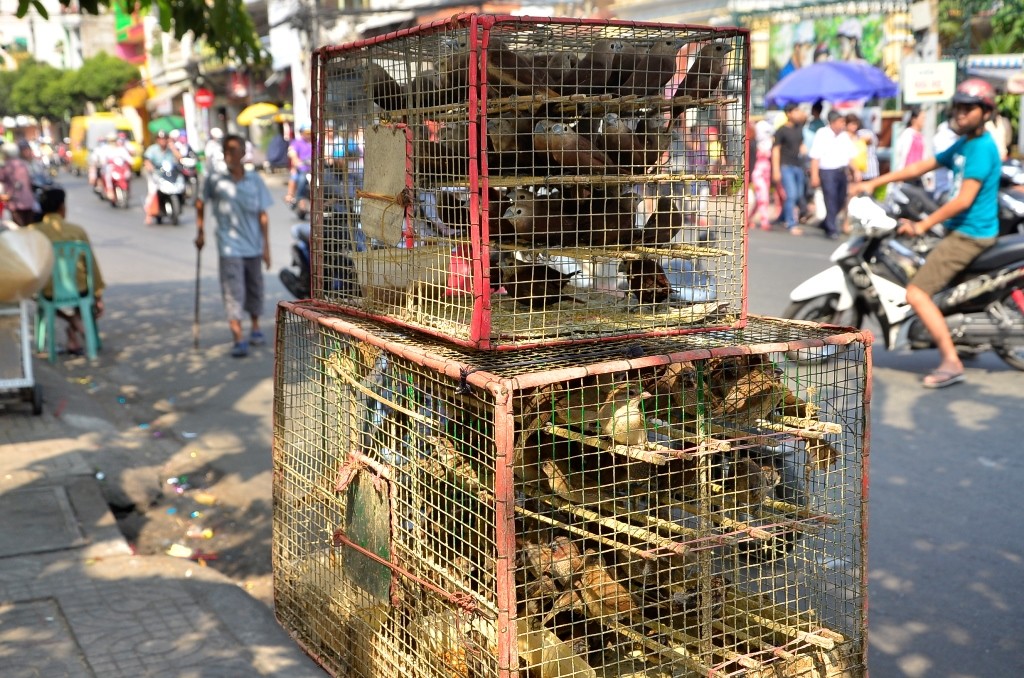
[195,88,214,108]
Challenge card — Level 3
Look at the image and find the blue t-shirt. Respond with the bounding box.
[934,131,1001,239]
[202,170,274,258]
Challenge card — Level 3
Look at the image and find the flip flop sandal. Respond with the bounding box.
[922,370,965,389]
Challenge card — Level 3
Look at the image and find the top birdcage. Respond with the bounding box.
[311,14,750,350]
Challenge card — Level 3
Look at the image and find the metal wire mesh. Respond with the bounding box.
[311,15,750,349]
[274,301,868,677]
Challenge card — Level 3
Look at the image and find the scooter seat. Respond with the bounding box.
[963,234,1024,273]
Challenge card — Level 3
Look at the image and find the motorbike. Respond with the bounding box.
[279,206,362,299]
[291,171,311,220]
[154,160,186,225]
[104,156,131,209]
[785,192,1024,370]
[998,160,1024,236]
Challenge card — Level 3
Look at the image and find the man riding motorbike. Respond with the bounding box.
[854,78,1002,388]
[143,130,182,225]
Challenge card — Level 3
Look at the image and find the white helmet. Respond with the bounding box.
[210,127,223,140]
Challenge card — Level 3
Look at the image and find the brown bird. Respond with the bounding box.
[620,258,672,306]
[541,459,603,506]
[596,381,650,447]
[666,575,727,617]
[487,36,547,90]
[581,191,640,247]
[532,51,575,87]
[366,62,406,112]
[605,40,641,93]
[575,550,640,621]
[547,536,586,585]
[671,41,733,117]
[725,457,779,506]
[435,190,471,234]
[615,38,684,98]
[409,69,442,109]
[555,39,622,96]
[502,189,579,245]
[634,115,674,169]
[533,119,617,175]
[597,113,646,168]
[642,196,684,244]
[498,255,581,309]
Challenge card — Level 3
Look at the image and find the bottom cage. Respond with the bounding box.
[272,301,871,678]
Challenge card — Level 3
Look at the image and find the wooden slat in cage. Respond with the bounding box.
[309,14,750,349]
[273,301,869,678]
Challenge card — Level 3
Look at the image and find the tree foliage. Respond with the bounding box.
[2,54,140,119]
[17,0,265,64]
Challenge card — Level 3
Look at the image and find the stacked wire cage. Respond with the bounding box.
[272,301,871,677]
[311,14,749,349]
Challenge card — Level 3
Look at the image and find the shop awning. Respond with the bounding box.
[965,54,1024,94]
[146,83,187,111]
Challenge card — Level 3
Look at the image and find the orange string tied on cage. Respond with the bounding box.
[333,455,367,493]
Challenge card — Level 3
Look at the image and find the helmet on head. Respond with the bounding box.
[156,130,169,139]
[952,78,996,110]
[210,127,223,140]
[106,132,118,142]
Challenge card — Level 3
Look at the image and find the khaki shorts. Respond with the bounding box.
[910,231,996,296]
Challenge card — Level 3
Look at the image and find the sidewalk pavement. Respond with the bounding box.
[0,359,323,677]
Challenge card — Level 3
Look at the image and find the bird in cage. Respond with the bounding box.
[596,113,646,169]
[365,62,406,112]
[615,38,685,98]
[642,195,685,244]
[554,38,623,97]
[671,41,733,117]
[725,456,780,507]
[596,381,651,447]
[634,114,674,169]
[486,35,552,94]
[541,458,604,506]
[502,188,580,246]
[532,51,575,89]
[533,120,617,175]
[605,39,641,93]
[545,549,639,624]
[580,189,641,247]
[409,69,442,109]
[619,258,672,307]
[497,254,582,309]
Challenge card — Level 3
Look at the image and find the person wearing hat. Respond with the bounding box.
[0,141,39,226]
[285,123,313,205]
[853,79,1002,388]
[143,130,182,225]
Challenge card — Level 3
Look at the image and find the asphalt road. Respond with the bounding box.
[59,174,1024,676]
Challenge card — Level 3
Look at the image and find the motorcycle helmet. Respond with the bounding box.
[156,130,169,139]
[951,78,996,110]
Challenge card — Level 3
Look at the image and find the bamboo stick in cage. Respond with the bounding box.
[721,604,836,650]
[640,617,762,670]
[648,418,732,454]
[521,485,695,558]
[543,422,677,464]
[655,492,774,541]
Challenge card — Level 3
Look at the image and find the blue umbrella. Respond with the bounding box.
[765,61,898,108]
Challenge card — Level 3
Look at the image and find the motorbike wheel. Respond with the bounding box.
[783,295,861,362]
[114,186,128,209]
[169,195,181,226]
[994,288,1024,371]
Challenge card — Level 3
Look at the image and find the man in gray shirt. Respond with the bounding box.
[195,133,274,357]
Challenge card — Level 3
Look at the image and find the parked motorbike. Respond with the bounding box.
[998,160,1024,237]
[154,160,186,225]
[104,156,131,209]
[279,207,361,299]
[785,194,1024,370]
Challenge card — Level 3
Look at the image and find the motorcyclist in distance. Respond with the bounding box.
[143,130,182,225]
[852,78,1001,388]
[102,134,134,201]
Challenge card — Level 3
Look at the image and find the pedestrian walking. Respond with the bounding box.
[809,111,859,239]
[771,103,806,234]
[0,141,40,227]
[194,133,274,358]
[749,119,774,230]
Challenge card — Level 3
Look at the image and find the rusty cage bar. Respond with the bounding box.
[272,300,870,677]
[309,14,750,349]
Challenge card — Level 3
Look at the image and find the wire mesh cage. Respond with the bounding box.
[273,301,869,677]
[310,14,750,349]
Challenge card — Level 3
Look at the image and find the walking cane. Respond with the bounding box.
[192,247,201,350]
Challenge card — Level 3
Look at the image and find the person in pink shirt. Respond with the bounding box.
[0,141,39,227]
[893,107,926,176]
